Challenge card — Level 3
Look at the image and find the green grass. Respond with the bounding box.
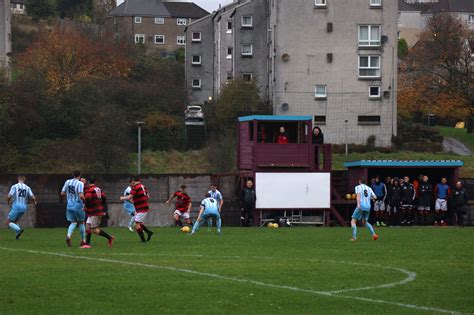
[0,227,473,314]
[437,127,474,151]
[333,151,474,177]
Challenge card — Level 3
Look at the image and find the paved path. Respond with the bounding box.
[442,137,472,156]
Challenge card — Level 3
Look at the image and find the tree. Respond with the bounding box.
[398,38,408,59]
[26,0,57,21]
[399,13,474,131]
[57,0,93,19]
[17,27,133,95]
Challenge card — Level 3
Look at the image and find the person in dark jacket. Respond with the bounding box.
[401,176,416,226]
[240,179,256,226]
[451,181,469,227]
[312,127,324,144]
[417,175,433,226]
[371,176,387,227]
[388,178,402,226]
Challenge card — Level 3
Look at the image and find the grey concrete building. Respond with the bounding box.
[186,0,398,147]
[106,0,208,54]
[0,0,11,76]
[399,0,474,47]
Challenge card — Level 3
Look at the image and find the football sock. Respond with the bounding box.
[67,223,77,238]
[137,229,146,242]
[351,223,357,239]
[192,220,202,233]
[79,224,86,241]
[86,231,92,245]
[208,218,213,228]
[217,218,222,232]
[129,217,135,228]
[99,230,112,240]
[365,222,375,236]
[140,224,151,234]
[8,222,21,233]
[175,220,183,227]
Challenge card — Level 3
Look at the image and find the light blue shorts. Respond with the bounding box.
[352,208,370,221]
[123,203,136,216]
[202,211,220,221]
[8,204,27,222]
[66,203,85,222]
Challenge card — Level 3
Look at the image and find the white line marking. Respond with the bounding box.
[0,247,464,315]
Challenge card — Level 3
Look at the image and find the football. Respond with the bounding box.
[272,223,279,228]
[267,223,274,228]
[181,226,190,233]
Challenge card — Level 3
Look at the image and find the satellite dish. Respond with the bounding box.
[282,53,290,62]
[281,103,289,111]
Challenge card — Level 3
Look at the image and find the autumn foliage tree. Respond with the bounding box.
[17,27,132,95]
[398,13,474,130]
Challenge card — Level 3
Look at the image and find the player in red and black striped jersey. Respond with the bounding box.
[120,175,154,242]
[84,178,114,248]
[166,184,193,228]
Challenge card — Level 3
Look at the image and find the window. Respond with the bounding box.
[242,44,253,56]
[359,55,381,78]
[358,116,381,125]
[315,85,327,98]
[192,55,202,65]
[177,36,186,45]
[369,86,381,98]
[314,116,326,125]
[154,35,165,44]
[241,16,253,27]
[226,47,233,59]
[177,18,187,25]
[192,32,201,42]
[134,34,145,44]
[314,0,326,7]
[134,17,142,24]
[469,15,474,25]
[370,0,382,7]
[358,25,381,47]
[226,72,233,80]
[242,73,253,82]
[192,79,201,89]
[20,4,24,9]
[398,13,401,25]
[227,21,233,33]
[155,17,164,24]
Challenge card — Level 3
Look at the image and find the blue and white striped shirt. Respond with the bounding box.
[208,190,223,208]
[201,197,219,214]
[123,186,133,205]
[9,183,34,207]
[355,184,376,211]
[61,179,84,205]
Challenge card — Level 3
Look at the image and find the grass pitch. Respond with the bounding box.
[0,227,472,314]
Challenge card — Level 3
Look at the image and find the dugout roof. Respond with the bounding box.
[238,115,313,122]
[344,160,464,168]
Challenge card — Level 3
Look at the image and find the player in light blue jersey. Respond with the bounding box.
[191,193,222,235]
[6,176,36,240]
[61,170,87,247]
[123,178,136,232]
[207,184,224,231]
[351,177,379,241]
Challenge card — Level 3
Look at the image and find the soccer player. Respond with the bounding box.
[351,177,378,241]
[61,170,87,247]
[207,183,224,230]
[123,178,136,232]
[417,175,433,226]
[6,176,37,239]
[400,176,416,226]
[371,176,387,227]
[120,176,153,242]
[191,193,222,235]
[84,178,114,248]
[166,184,193,228]
[434,177,451,226]
[388,178,402,226]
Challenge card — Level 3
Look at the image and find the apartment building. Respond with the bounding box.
[399,0,474,47]
[186,0,398,147]
[0,0,11,75]
[106,0,208,53]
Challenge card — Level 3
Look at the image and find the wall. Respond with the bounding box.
[0,174,241,229]
[0,0,11,73]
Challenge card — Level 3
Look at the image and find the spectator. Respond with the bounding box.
[434,177,451,226]
[371,176,387,227]
[240,179,256,226]
[451,181,468,227]
[417,175,433,226]
[276,126,289,144]
[388,178,402,226]
[312,127,324,144]
[401,176,416,226]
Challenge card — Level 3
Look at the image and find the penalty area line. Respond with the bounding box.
[0,247,464,315]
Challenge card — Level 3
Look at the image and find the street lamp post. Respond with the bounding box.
[137,121,145,174]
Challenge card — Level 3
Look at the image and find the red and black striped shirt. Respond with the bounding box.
[84,184,106,216]
[131,182,149,213]
[173,191,191,212]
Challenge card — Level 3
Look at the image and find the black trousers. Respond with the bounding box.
[241,205,255,226]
